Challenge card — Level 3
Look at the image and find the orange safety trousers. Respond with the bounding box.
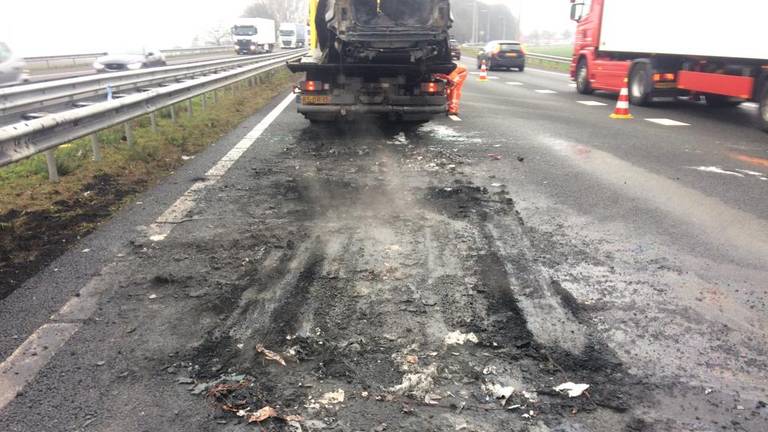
[435,65,468,115]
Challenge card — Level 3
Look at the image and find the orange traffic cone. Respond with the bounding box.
[479,60,488,82]
[610,78,633,119]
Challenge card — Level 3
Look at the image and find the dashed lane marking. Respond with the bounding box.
[646,118,691,126]
[506,82,524,86]
[569,83,577,88]
[0,92,296,413]
[577,101,607,106]
[146,93,294,242]
[448,115,462,122]
[535,89,558,94]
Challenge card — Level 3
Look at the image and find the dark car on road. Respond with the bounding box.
[477,40,525,71]
[449,39,461,61]
[93,48,167,73]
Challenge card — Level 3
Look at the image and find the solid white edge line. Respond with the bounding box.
[146,92,295,242]
[0,92,295,412]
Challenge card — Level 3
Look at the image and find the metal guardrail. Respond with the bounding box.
[526,53,571,64]
[0,50,305,179]
[1,52,291,121]
[23,46,233,71]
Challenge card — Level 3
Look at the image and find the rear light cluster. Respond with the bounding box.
[652,73,676,82]
[420,81,446,95]
[301,81,330,92]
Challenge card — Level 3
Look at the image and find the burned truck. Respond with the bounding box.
[287,0,456,122]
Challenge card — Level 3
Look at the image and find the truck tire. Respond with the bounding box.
[629,61,654,106]
[759,83,768,132]
[576,58,593,94]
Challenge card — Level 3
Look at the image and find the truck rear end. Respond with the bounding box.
[569,0,768,131]
[289,0,456,123]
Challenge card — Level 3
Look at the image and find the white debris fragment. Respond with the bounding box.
[318,389,345,405]
[482,365,497,375]
[391,364,438,398]
[554,382,590,398]
[483,382,515,406]
[444,331,479,346]
[523,391,539,403]
[705,388,714,395]
[148,294,158,300]
[81,249,91,253]
[181,155,194,161]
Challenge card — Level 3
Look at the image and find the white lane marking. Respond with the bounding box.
[569,83,577,88]
[0,94,295,412]
[146,93,294,242]
[506,82,524,86]
[0,323,80,411]
[526,68,571,78]
[577,101,607,106]
[535,89,558,94]
[646,118,691,126]
[689,166,744,177]
[737,169,765,176]
[741,102,759,110]
[448,115,462,122]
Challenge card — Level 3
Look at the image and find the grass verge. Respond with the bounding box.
[0,68,300,299]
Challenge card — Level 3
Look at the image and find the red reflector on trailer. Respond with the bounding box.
[302,81,323,92]
[420,82,444,94]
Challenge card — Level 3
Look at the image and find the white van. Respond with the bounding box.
[0,42,29,87]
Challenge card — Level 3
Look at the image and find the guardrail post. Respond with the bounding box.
[150,112,158,132]
[230,85,236,98]
[170,105,177,123]
[44,150,59,182]
[124,122,134,147]
[187,99,193,117]
[201,93,207,112]
[91,134,102,161]
[213,90,218,104]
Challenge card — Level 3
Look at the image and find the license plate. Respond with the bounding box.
[506,53,518,57]
[301,95,331,105]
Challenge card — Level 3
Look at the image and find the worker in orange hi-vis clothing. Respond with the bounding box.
[435,65,469,115]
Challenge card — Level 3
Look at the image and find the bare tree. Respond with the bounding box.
[207,25,232,46]
[243,0,309,24]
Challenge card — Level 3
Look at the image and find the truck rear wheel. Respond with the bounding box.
[629,61,654,106]
[759,83,768,132]
[576,59,593,94]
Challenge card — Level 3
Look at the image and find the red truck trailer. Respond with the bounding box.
[569,0,768,131]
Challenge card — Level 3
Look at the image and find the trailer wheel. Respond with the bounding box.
[576,59,593,94]
[629,62,654,106]
[759,83,768,133]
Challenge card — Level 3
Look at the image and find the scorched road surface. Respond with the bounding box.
[1,65,767,432]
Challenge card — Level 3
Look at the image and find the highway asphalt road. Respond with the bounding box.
[0,61,767,431]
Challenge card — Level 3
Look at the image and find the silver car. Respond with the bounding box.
[0,42,29,87]
[93,48,167,73]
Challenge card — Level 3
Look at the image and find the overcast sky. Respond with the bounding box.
[1,0,574,56]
